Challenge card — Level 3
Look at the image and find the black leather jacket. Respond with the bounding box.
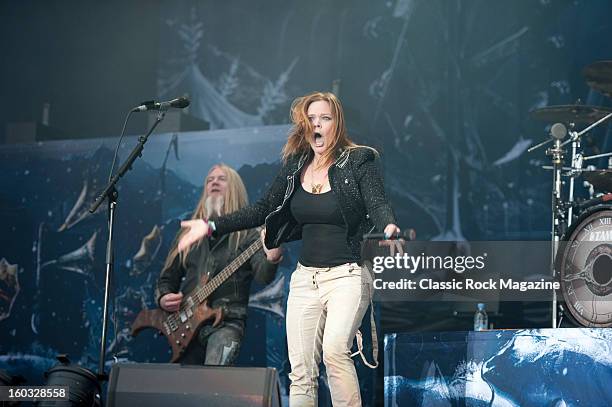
[214,147,396,259]
[155,228,278,320]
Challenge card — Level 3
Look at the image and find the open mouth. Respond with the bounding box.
[314,132,324,148]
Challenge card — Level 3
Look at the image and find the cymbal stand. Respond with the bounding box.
[546,137,565,328]
[583,151,612,162]
[527,137,554,153]
[566,124,581,225]
[560,112,612,148]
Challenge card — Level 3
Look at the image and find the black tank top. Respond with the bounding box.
[290,184,359,267]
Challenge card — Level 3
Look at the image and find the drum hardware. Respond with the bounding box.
[527,61,612,327]
[553,113,612,220]
[559,111,612,148]
[574,192,612,211]
[540,164,612,197]
[559,113,612,223]
[529,122,568,327]
[530,95,612,327]
[566,127,581,223]
[580,165,612,194]
[582,170,612,193]
[527,122,568,153]
[583,175,596,198]
[545,114,612,230]
[582,151,612,163]
[539,166,573,171]
[556,303,565,328]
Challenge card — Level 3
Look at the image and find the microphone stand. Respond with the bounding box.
[88,108,168,380]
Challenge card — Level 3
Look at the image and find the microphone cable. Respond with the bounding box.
[107,109,135,183]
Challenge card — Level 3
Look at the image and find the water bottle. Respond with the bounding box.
[473,303,488,331]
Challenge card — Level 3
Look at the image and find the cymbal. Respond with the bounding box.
[529,104,612,124]
[582,169,612,192]
[583,61,612,97]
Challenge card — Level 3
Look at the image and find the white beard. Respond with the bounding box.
[205,195,224,219]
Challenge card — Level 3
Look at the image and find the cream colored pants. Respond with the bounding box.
[286,262,372,407]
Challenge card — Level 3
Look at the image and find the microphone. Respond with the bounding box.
[363,229,416,241]
[550,122,567,140]
[132,96,190,112]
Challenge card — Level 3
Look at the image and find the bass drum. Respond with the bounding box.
[556,201,612,328]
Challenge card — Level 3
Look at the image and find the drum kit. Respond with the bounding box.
[529,61,612,329]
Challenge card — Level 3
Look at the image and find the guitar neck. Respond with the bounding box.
[191,238,263,304]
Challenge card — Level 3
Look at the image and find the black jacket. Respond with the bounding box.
[214,147,396,259]
[155,228,278,320]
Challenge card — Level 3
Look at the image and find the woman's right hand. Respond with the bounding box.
[160,292,183,312]
[177,219,209,252]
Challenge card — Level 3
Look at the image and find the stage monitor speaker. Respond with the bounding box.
[107,363,281,407]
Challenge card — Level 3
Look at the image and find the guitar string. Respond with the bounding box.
[167,239,263,326]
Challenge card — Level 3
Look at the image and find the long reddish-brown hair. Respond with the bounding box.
[282,91,357,167]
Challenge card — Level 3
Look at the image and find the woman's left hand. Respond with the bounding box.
[380,223,403,256]
[384,224,401,239]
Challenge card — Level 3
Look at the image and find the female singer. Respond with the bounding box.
[178,91,399,406]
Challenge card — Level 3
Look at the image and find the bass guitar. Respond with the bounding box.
[131,238,263,362]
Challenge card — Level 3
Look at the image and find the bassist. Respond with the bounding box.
[155,164,283,365]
